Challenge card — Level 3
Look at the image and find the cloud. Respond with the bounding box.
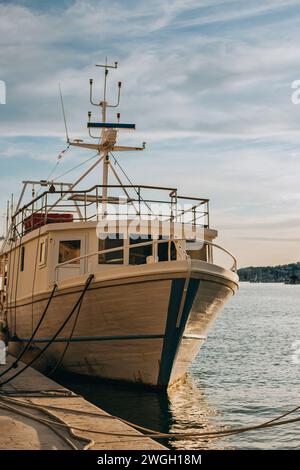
[174,0,300,29]
[1,0,300,143]
[0,0,300,265]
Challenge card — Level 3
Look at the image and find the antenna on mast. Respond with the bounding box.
[96,57,118,103]
[68,60,146,152]
[59,83,70,143]
[89,59,122,136]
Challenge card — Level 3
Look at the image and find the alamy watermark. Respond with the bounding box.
[95,201,205,244]
[0,80,6,104]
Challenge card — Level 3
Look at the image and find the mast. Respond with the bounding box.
[95,58,118,215]
[67,59,145,217]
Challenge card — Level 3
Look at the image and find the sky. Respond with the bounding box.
[0,0,300,267]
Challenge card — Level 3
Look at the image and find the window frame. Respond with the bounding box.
[98,234,124,265]
[58,239,82,266]
[20,246,25,272]
[38,237,48,267]
[128,234,153,266]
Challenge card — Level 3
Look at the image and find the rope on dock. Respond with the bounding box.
[0,397,94,450]
[0,395,299,442]
[0,395,163,436]
[0,389,80,397]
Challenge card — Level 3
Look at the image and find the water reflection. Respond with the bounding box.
[167,378,220,449]
[54,371,226,450]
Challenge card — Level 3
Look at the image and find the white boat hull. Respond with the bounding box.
[8,260,238,388]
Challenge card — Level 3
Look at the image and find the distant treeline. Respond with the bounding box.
[237,262,300,283]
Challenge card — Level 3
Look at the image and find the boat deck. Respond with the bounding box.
[0,355,166,450]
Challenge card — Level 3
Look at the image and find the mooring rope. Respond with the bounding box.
[0,394,299,442]
[30,226,42,334]
[12,235,23,335]
[0,395,162,436]
[0,274,94,387]
[48,287,85,375]
[0,398,93,450]
[0,283,57,378]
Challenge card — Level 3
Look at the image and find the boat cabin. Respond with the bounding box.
[0,182,221,305]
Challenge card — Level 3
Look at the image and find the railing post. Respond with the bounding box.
[96,186,99,221]
[207,200,210,228]
[170,190,177,222]
[170,193,174,222]
[138,186,141,216]
[153,239,157,262]
[44,193,48,226]
[21,210,23,237]
[208,244,213,264]
[192,206,196,226]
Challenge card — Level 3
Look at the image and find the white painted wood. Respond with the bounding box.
[8,260,238,388]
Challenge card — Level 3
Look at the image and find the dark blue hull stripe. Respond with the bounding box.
[157,278,200,388]
[10,334,165,343]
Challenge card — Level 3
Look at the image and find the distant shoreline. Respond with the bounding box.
[239,280,300,284]
[237,262,300,284]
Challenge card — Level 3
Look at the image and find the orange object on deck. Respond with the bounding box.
[24,213,73,234]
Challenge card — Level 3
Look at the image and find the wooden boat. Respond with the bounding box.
[0,61,239,388]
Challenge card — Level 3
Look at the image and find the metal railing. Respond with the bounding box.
[10,184,210,238]
[54,239,181,280]
[202,239,237,272]
[54,238,237,282]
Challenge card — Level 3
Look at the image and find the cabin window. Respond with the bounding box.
[98,234,123,265]
[129,235,152,265]
[20,246,25,271]
[157,237,176,262]
[58,240,81,265]
[39,239,47,266]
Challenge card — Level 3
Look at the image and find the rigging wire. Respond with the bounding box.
[46,144,70,182]
[59,83,69,143]
[46,161,59,182]
[42,83,71,186]
[35,149,99,201]
[110,152,153,214]
[54,151,100,181]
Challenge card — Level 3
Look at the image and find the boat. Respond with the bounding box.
[0,61,239,389]
[285,277,300,284]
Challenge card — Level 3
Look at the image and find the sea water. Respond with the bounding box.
[58,283,300,450]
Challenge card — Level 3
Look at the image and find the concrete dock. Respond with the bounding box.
[0,355,166,450]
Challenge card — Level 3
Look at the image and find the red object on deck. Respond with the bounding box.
[24,213,73,234]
